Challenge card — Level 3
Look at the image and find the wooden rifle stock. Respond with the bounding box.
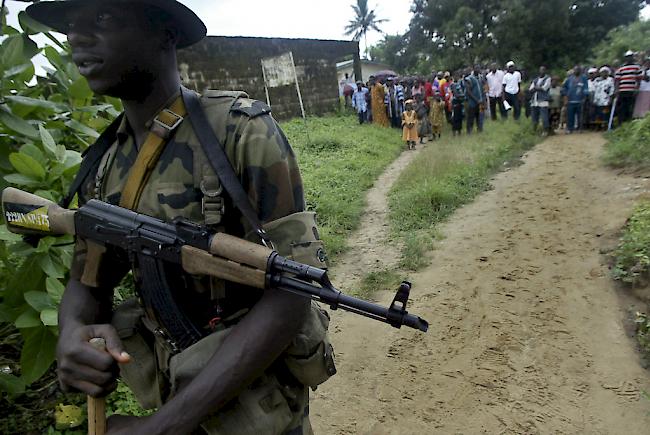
[1,188,430,334]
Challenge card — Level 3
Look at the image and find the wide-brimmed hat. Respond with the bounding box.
[624,50,636,57]
[26,0,206,48]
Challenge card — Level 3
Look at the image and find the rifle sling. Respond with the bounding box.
[119,96,187,210]
[60,114,124,209]
[181,88,271,245]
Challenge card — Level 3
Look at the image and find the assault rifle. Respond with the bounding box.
[2,188,428,351]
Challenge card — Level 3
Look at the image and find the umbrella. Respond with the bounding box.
[374,70,398,79]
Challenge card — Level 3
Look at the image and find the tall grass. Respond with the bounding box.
[389,120,540,270]
[282,116,403,260]
[603,113,650,169]
[612,200,650,285]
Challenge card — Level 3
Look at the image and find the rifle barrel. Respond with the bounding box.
[274,276,429,332]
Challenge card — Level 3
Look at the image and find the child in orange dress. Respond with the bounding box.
[402,99,418,150]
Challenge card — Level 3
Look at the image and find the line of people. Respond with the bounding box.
[349,50,650,146]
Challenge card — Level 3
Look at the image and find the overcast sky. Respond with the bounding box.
[5,0,650,52]
[6,0,412,47]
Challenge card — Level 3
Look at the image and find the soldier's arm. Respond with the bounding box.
[144,113,310,434]
[57,240,131,397]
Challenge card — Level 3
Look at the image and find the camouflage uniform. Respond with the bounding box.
[70,90,320,435]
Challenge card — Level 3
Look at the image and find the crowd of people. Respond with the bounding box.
[344,50,650,149]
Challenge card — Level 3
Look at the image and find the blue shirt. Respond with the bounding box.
[464,74,484,107]
[562,75,589,104]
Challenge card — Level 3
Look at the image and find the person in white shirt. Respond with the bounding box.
[486,63,506,120]
[351,81,370,124]
[502,60,522,120]
[593,66,615,129]
[529,66,552,135]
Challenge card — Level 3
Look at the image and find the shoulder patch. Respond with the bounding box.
[230,98,272,118]
[203,89,249,99]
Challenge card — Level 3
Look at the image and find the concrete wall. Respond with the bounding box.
[337,61,396,84]
[178,36,360,119]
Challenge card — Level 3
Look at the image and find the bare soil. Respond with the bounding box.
[312,133,650,434]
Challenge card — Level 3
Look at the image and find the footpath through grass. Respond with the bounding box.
[389,120,540,271]
[357,120,541,296]
[282,115,402,260]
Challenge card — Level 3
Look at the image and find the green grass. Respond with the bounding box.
[603,113,650,169]
[612,201,650,285]
[388,120,540,270]
[358,270,404,300]
[605,118,650,362]
[282,115,402,260]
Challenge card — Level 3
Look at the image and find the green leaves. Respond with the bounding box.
[40,125,58,157]
[25,291,56,312]
[0,108,39,139]
[7,96,68,113]
[15,310,41,328]
[1,34,26,67]
[46,277,65,303]
[68,77,93,100]
[9,152,46,179]
[38,254,67,279]
[66,119,100,139]
[0,12,120,395]
[612,200,650,284]
[0,372,26,395]
[20,327,57,384]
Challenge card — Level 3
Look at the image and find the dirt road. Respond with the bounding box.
[311,133,650,434]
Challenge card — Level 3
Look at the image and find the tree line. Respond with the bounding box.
[370,0,646,74]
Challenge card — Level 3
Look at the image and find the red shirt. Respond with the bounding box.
[424,82,434,106]
[442,81,453,110]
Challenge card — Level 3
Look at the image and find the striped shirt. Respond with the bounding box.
[615,64,642,92]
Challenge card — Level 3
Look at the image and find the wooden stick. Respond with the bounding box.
[88,338,107,435]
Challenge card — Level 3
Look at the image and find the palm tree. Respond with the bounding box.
[344,0,388,59]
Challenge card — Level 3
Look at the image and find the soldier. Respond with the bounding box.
[26,1,329,434]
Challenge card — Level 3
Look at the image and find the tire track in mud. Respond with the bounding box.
[312,133,650,434]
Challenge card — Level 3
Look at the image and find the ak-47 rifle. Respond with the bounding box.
[2,188,428,352]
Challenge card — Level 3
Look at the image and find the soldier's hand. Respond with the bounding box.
[56,324,131,397]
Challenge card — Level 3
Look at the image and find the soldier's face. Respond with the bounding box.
[67,2,168,99]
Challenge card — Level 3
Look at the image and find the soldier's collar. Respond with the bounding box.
[116,115,132,144]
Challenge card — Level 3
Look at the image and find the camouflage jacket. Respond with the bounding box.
[70,89,316,327]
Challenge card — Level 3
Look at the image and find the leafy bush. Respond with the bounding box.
[612,201,650,285]
[590,19,650,67]
[0,11,119,394]
[603,113,650,169]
